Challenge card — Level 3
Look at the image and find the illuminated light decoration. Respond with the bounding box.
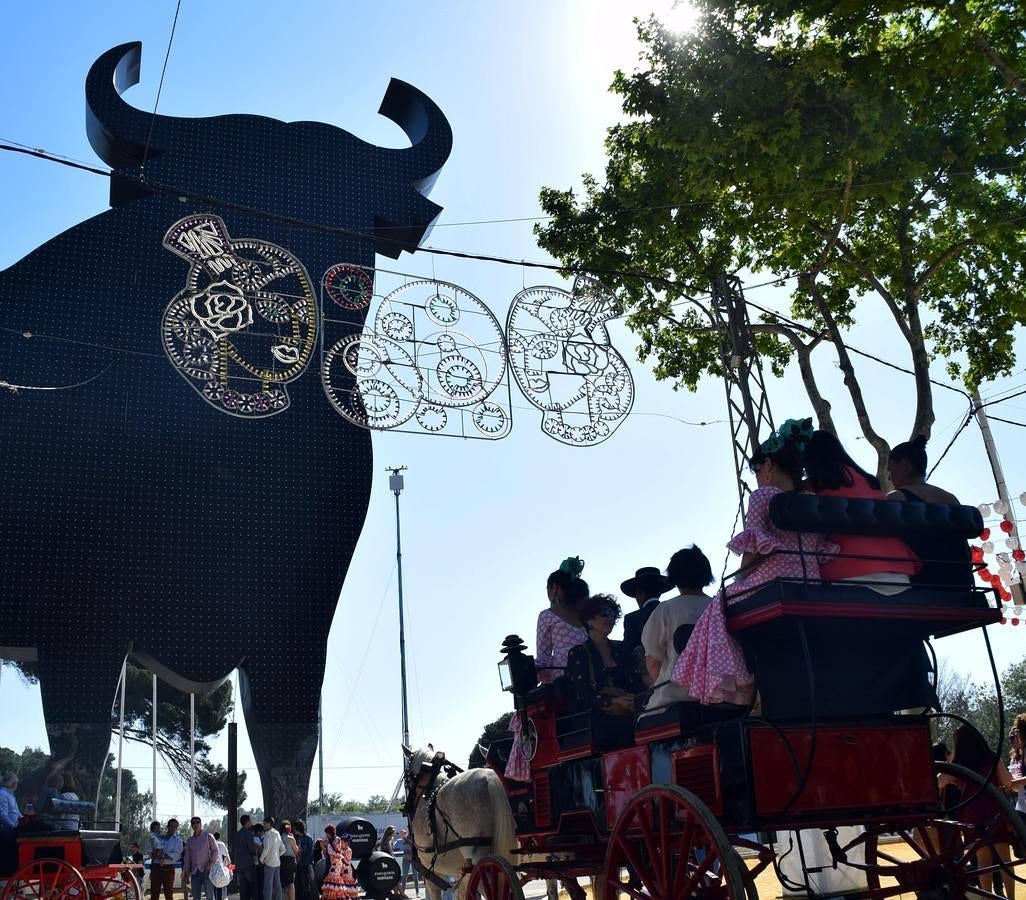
[979,503,993,516]
[971,545,985,564]
[1009,538,1021,549]
[1014,549,1025,562]
[507,275,634,446]
[1015,606,1024,617]
[983,541,995,553]
[321,270,513,440]
[979,567,992,580]
[162,214,317,417]
[1002,616,1008,625]
[981,527,992,540]
[1001,520,1015,534]
[1021,491,1026,505]
[1013,618,1020,626]
[324,264,374,310]
[995,500,1009,515]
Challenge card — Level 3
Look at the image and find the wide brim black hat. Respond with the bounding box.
[620,566,673,596]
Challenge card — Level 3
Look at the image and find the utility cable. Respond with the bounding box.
[142,0,184,173]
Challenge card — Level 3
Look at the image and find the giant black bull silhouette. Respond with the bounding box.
[0,43,451,816]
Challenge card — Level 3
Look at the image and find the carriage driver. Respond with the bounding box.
[0,773,21,874]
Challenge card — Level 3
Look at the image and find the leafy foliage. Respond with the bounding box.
[307,793,390,815]
[468,711,514,769]
[6,661,244,806]
[536,2,1026,474]
[939,656,1026,756]
[0,747,152,848]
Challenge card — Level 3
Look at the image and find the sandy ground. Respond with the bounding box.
[515,839,929,900]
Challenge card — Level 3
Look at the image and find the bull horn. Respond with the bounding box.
[378,79,453,194]
[86,42,162,169]
[402,744,413,758]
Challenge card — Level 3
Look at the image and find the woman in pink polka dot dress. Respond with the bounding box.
[504,558,588,782]
[673,421,837,706]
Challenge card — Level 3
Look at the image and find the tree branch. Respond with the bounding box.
[974,34,1026,98]
[916,238,976,290]
[801,274,891,480]
[812,227,915,345]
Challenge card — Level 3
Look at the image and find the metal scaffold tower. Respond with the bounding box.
[712,273,775,520]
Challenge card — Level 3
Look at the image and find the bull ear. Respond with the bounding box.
[378,79,452,191]
[86,42,162,169]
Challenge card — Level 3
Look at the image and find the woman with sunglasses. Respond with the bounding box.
[566,594,641,717]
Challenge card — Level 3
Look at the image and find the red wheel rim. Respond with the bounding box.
[82,870,141,900]
[604,785,745,900]
[466,856,524,900]
[2,859,89,900]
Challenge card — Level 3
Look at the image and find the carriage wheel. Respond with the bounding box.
[0,859,89,900]
[857,762,1026,899]
[83,870,141,900]
[604,784,747,900]
[465,855,525,900]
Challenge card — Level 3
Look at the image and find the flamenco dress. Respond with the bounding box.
[320,837,359,900]
[504,608,586,782]
[672,486,838,705]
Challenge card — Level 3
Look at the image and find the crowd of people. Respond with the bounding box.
[506,419,971,781]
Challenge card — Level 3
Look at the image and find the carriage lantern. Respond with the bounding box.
[498,634,535,694]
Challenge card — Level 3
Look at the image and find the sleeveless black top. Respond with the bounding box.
[902,488,973,588]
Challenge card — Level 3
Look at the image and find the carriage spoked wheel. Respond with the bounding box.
[853,762,1026,899]
[0,859,89,900]
[466,855,526,900]
[604,784,747,900]
[82,869,141,900]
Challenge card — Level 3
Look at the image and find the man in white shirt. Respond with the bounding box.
[640,546,715,717]
[260,816,284,900]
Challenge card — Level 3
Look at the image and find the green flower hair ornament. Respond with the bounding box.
[559,556,585,577]
[759,417,814,455]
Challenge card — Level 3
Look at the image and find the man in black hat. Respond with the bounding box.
[619,566,673,685]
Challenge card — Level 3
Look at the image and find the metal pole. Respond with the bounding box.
[318,695,324,814]
[115,656,127,831]
[386,466,411,752]
[227,722,238,842]
[973,392,1026,605]
[394,485,410,750]
[152,674,158,818]
[189,693,196,821]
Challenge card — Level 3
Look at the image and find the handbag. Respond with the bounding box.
[209,858,231,889]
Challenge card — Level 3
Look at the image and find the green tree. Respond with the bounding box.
[7,661,244,807]
[468,712,513,769]
[536,4,1026,478]
[0,747,152,848]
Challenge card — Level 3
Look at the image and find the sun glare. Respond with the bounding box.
[658,1,701,34]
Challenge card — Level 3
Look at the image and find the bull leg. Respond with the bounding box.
[37,648,125,805]
[239,654,320,819]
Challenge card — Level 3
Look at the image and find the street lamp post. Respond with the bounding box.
[387,465,411,752]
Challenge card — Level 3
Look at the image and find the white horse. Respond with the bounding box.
[402,745,518,900]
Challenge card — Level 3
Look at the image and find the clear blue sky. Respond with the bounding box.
[1,0,1024,819]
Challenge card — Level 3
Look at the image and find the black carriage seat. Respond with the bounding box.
[80,828,123,865]
[726,493,996,720]
[555,708,634,757]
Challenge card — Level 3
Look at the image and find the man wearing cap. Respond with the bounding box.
[619,566,674,686]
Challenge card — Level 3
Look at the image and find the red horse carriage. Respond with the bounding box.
[474,492,1020,900]
[1,802,140,900]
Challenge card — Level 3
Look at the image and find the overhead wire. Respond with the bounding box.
[3,137,1026,228]
[142,0,184,173]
